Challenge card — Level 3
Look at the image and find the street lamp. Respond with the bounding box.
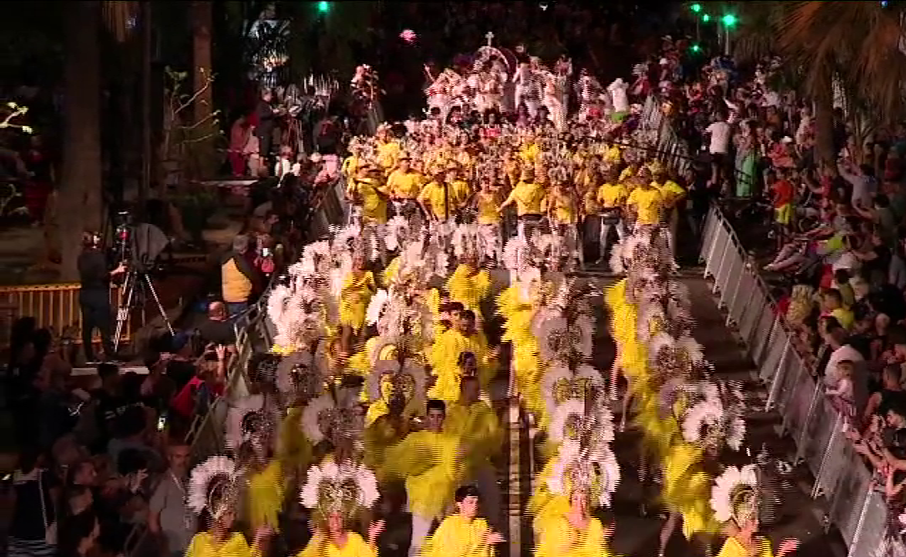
[702,13,711,22]
[317,1,331,14]
[721,14,738,28]
[690,3,702,13]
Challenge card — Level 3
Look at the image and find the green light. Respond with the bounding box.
[721,14,737,27]
[702,13,711,22]
[690,3,702,12]
[317,1,330,13]
[691,44,701,52]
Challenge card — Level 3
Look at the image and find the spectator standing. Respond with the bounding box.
[704,111,731,191]
[149,443,194,557]
[77,232,126,362]
[221,235,259,316]
[254,89,277,166]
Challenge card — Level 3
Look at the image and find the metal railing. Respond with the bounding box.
[699,203,893,556]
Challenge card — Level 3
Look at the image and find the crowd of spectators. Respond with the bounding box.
[2,302,238,557]
[651,36,906,543]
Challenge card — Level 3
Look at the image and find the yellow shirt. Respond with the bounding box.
[503,181,546,216]
[450,179,471,207]
[715,536,774,557]
[546,191,578,224]
[349,178,389,223]
[476,191,501,224]
[186,532,260,557]
[831,307,855,330]
[386,169,423,199]
[422,515,493,557]
[377,140,401,171]
[603,145,622,164]
[656,179,686,209]
[341,155,361,178]
[596,183,629,209]
[296,532,375,557]
[627,186,664,225]
[419,181,454,219]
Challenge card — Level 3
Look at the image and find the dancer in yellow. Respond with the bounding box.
[421,485,506,557]
[445,253,491,314]
[710,465,800,557]
[429,310,496,401]
[498,166,546,242]
[236,409,285,533]
[339,250,377,353]
[444,376,503,525]
[185,456,271,557]
[535,490,615,557]
[296,443,385,557]
[383,399,463,557]
[347,165,390,224]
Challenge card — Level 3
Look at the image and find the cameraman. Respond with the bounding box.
[78,231,126,362]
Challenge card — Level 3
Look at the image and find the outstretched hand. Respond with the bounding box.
[485,529,505,545]
[368,520,386,544]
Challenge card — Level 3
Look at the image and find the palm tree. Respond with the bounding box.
[58,1,138,280]
[734,1,906,163]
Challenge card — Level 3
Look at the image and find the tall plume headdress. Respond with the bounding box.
[681,380,746,452]
[546,389,620,508]
[188,456,240,520]
[710,464,759,526]
[299,459,380,525]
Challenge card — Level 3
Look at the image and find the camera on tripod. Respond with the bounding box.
[110,209,174,353]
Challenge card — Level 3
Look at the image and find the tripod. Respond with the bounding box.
[113,265,174,353]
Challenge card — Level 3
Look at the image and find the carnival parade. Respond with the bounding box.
[180,35,802,557]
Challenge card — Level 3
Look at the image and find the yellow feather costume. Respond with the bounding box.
[428,329,495,402]
[296,532,375,557]
[247,459,284,532]
[534,515,614,557]
[383,431,463,520]
[339,270,376,332]
[422,515,494,557]
[186,532,260,557]
[446,264,491,314]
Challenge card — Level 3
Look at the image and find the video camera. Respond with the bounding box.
[113,210,170,274]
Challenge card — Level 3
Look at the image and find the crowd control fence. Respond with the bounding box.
[699,203,896,557]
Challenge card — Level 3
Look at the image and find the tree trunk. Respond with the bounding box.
[191,0,216,178]
[59,1,103,281]
[813,71,836,166]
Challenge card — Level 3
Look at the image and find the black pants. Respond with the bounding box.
[80,288,114,361]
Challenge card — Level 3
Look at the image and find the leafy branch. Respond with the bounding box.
[0,102,33,134]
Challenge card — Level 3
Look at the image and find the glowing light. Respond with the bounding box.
[702,13,711,22]
[691,3,702,13]
[317,1,330,14]
[721,14,738,27]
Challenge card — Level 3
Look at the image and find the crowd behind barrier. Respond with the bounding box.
[124,107,380,557]
[694,172,902,557]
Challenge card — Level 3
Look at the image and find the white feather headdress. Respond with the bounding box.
[710,464,759,525]
[225,394,278,451]
[365,359,427,413]
[541,363,604,417]
[549,397,615,446]
[275,349,327,401]
[187,456,238,518]
[300,459,380,521]
[681,381,746,451]
[547,440,620,508]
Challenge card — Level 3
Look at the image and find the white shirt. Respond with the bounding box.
[608,81,629,113]
[705,121,732,154]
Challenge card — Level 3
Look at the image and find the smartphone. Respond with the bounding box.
[157,412,168,432]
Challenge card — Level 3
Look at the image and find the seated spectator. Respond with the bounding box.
[821,289,854,331]
[198,301,236,346]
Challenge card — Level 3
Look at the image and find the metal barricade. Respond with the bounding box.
[697,204,892,556]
